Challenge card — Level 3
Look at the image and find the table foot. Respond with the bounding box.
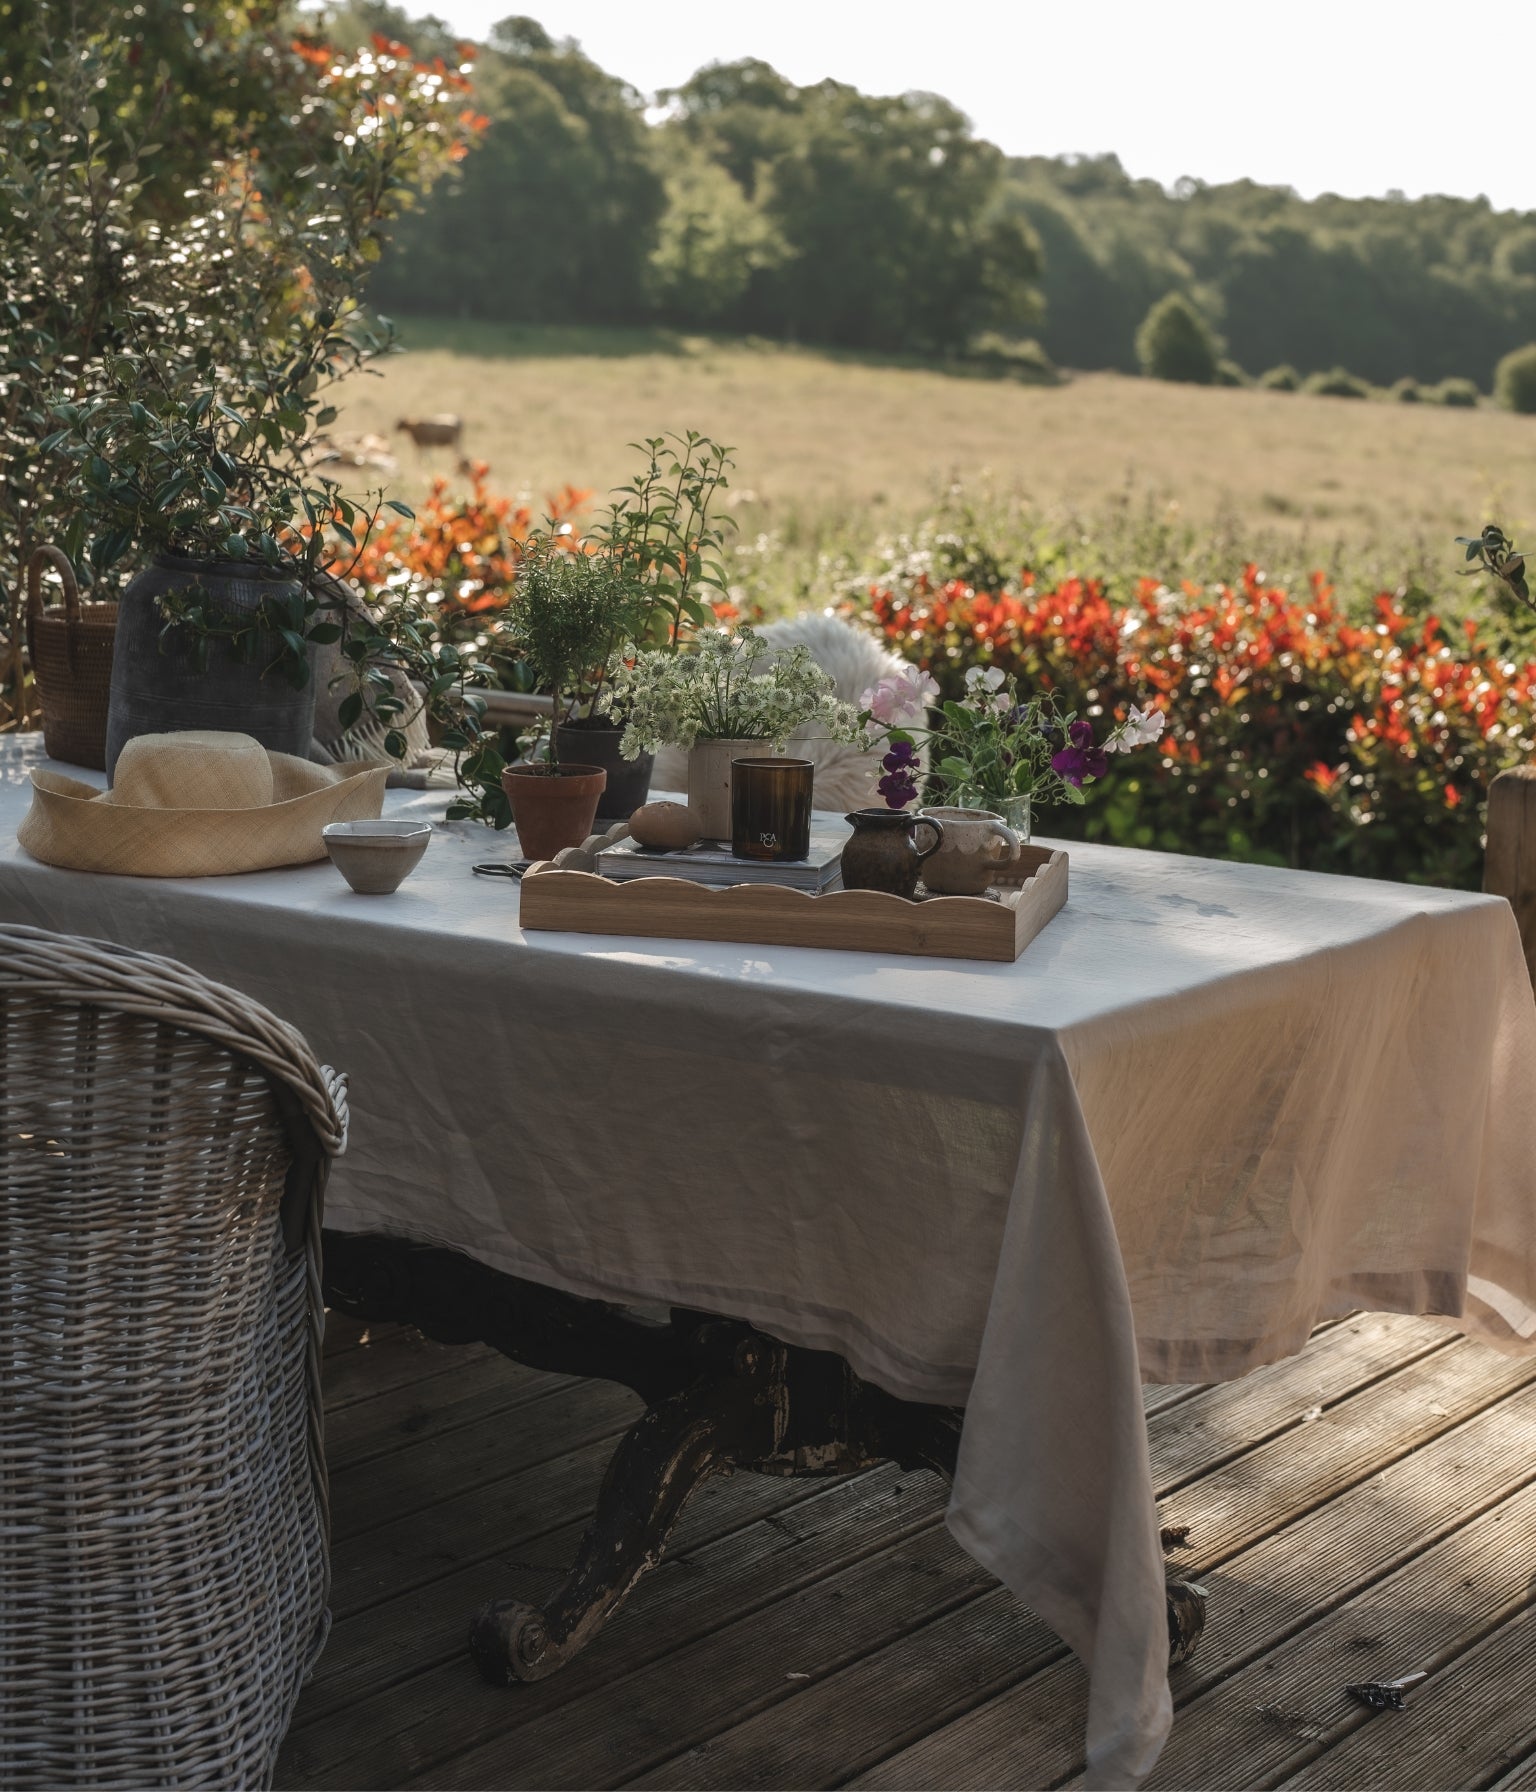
[1165,1576,1206,1666]
[469,1319,785,1685]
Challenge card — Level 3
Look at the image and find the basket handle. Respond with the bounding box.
[25,545,81,627]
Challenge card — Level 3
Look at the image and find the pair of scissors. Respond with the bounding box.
[472,860,532,881]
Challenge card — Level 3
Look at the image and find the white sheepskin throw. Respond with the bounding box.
[652,611,922,811]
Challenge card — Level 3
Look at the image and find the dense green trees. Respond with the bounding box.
[259,8,1536,383]
[371,16,666,324]
[1007,155,1536,388]
[370,34,1042,354]
[656,63,1041,351]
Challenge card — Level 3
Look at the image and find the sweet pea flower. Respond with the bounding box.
[1105,703,1167,753]
[877,738,921,808]
[1050,718,1109,788]
[964,665,1007,693]
[860,665,938,730]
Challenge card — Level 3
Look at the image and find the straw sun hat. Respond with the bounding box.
[18,730,388,877]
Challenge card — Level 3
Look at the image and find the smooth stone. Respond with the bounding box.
[628,801,703,851]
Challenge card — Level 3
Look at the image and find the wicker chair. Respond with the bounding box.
[0,926,346,1788]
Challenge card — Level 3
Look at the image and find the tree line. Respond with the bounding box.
[348,5,1536,389]
[19,1,1535,388]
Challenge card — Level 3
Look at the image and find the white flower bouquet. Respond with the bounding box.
[601,627,857,759]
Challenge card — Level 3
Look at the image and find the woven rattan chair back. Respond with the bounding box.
[0,926,347,1789]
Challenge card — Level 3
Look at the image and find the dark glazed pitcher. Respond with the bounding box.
[840,809,944,898]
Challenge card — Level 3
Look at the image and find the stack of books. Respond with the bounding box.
[594,818,849,892]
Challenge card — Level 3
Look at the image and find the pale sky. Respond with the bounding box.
[419,0,1536,212]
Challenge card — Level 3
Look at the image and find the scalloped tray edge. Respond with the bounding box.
[519,844,1068,962]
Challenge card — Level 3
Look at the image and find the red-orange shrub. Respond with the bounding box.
[858,562,1536,886]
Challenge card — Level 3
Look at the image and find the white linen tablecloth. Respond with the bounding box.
[4,734,1535,1787]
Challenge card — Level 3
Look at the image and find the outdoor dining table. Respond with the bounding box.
[3,730,1535,1788]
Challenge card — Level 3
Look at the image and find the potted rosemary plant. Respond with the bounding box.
[501,540,649,857]
[551,432,736,814]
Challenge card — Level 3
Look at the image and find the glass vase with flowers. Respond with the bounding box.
[855,662,1167,835]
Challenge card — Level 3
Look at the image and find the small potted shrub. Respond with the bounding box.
[501,541,648,857]
[554,432,736,815]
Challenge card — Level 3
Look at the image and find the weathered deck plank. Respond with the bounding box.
[636,1364,1536,1792]
[277,1314,1536,1792]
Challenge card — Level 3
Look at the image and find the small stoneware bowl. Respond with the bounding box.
[322,819,432,894]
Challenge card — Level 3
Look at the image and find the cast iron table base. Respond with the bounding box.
[322,1232,1206,1683]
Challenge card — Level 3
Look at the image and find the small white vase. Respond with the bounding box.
[686,736,769,840]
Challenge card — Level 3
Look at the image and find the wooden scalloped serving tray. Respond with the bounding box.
[518,842,1068,963]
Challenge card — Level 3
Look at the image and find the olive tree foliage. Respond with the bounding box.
[0,3,477,590]
[657,63,1042,353]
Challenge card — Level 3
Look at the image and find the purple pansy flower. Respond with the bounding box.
[878,739,920,809]
[1050,719,1109,788]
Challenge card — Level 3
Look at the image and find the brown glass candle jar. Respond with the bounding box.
[731,757,814,861]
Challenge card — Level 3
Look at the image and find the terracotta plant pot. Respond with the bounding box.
[502,763,607,861]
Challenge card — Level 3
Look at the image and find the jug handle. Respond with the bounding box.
[912,816,945,863]
[984,819,1022,860]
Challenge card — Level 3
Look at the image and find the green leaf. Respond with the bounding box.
[222,534,248,559]
[386,499,415,518]
[306,622,343,645]
[338,691,364,729]
[384,728,407,759]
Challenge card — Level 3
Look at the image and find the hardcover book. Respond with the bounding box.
[594,819,850,891]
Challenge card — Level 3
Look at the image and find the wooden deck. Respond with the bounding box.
[276,1312,1536,1791]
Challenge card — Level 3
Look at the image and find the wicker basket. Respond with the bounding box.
[25,545,117,770]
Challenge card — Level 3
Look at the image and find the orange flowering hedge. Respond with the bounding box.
[352,464,591,628]
[860,562,1536,888]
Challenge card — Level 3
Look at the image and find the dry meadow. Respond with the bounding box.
[334,321,1536,600]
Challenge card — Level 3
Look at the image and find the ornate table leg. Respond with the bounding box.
[470,1323,784,1684]
[323,1232,1205,1679]
[1165,1575,1206,1666]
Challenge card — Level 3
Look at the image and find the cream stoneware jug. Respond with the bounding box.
[917,806,1023,895]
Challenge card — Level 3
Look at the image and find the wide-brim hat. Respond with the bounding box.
[18,730,388,877]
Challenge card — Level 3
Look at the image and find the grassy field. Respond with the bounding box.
[334,319,1536,607]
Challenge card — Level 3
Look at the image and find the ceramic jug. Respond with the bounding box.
[917,806,1023,895]
[840,809,944,898]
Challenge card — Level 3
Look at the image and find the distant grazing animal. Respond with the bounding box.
[395,414,464,452]
[304,432,397,474]
[651,611,927,812]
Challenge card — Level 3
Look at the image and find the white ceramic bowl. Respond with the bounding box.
[322,820,432,894]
